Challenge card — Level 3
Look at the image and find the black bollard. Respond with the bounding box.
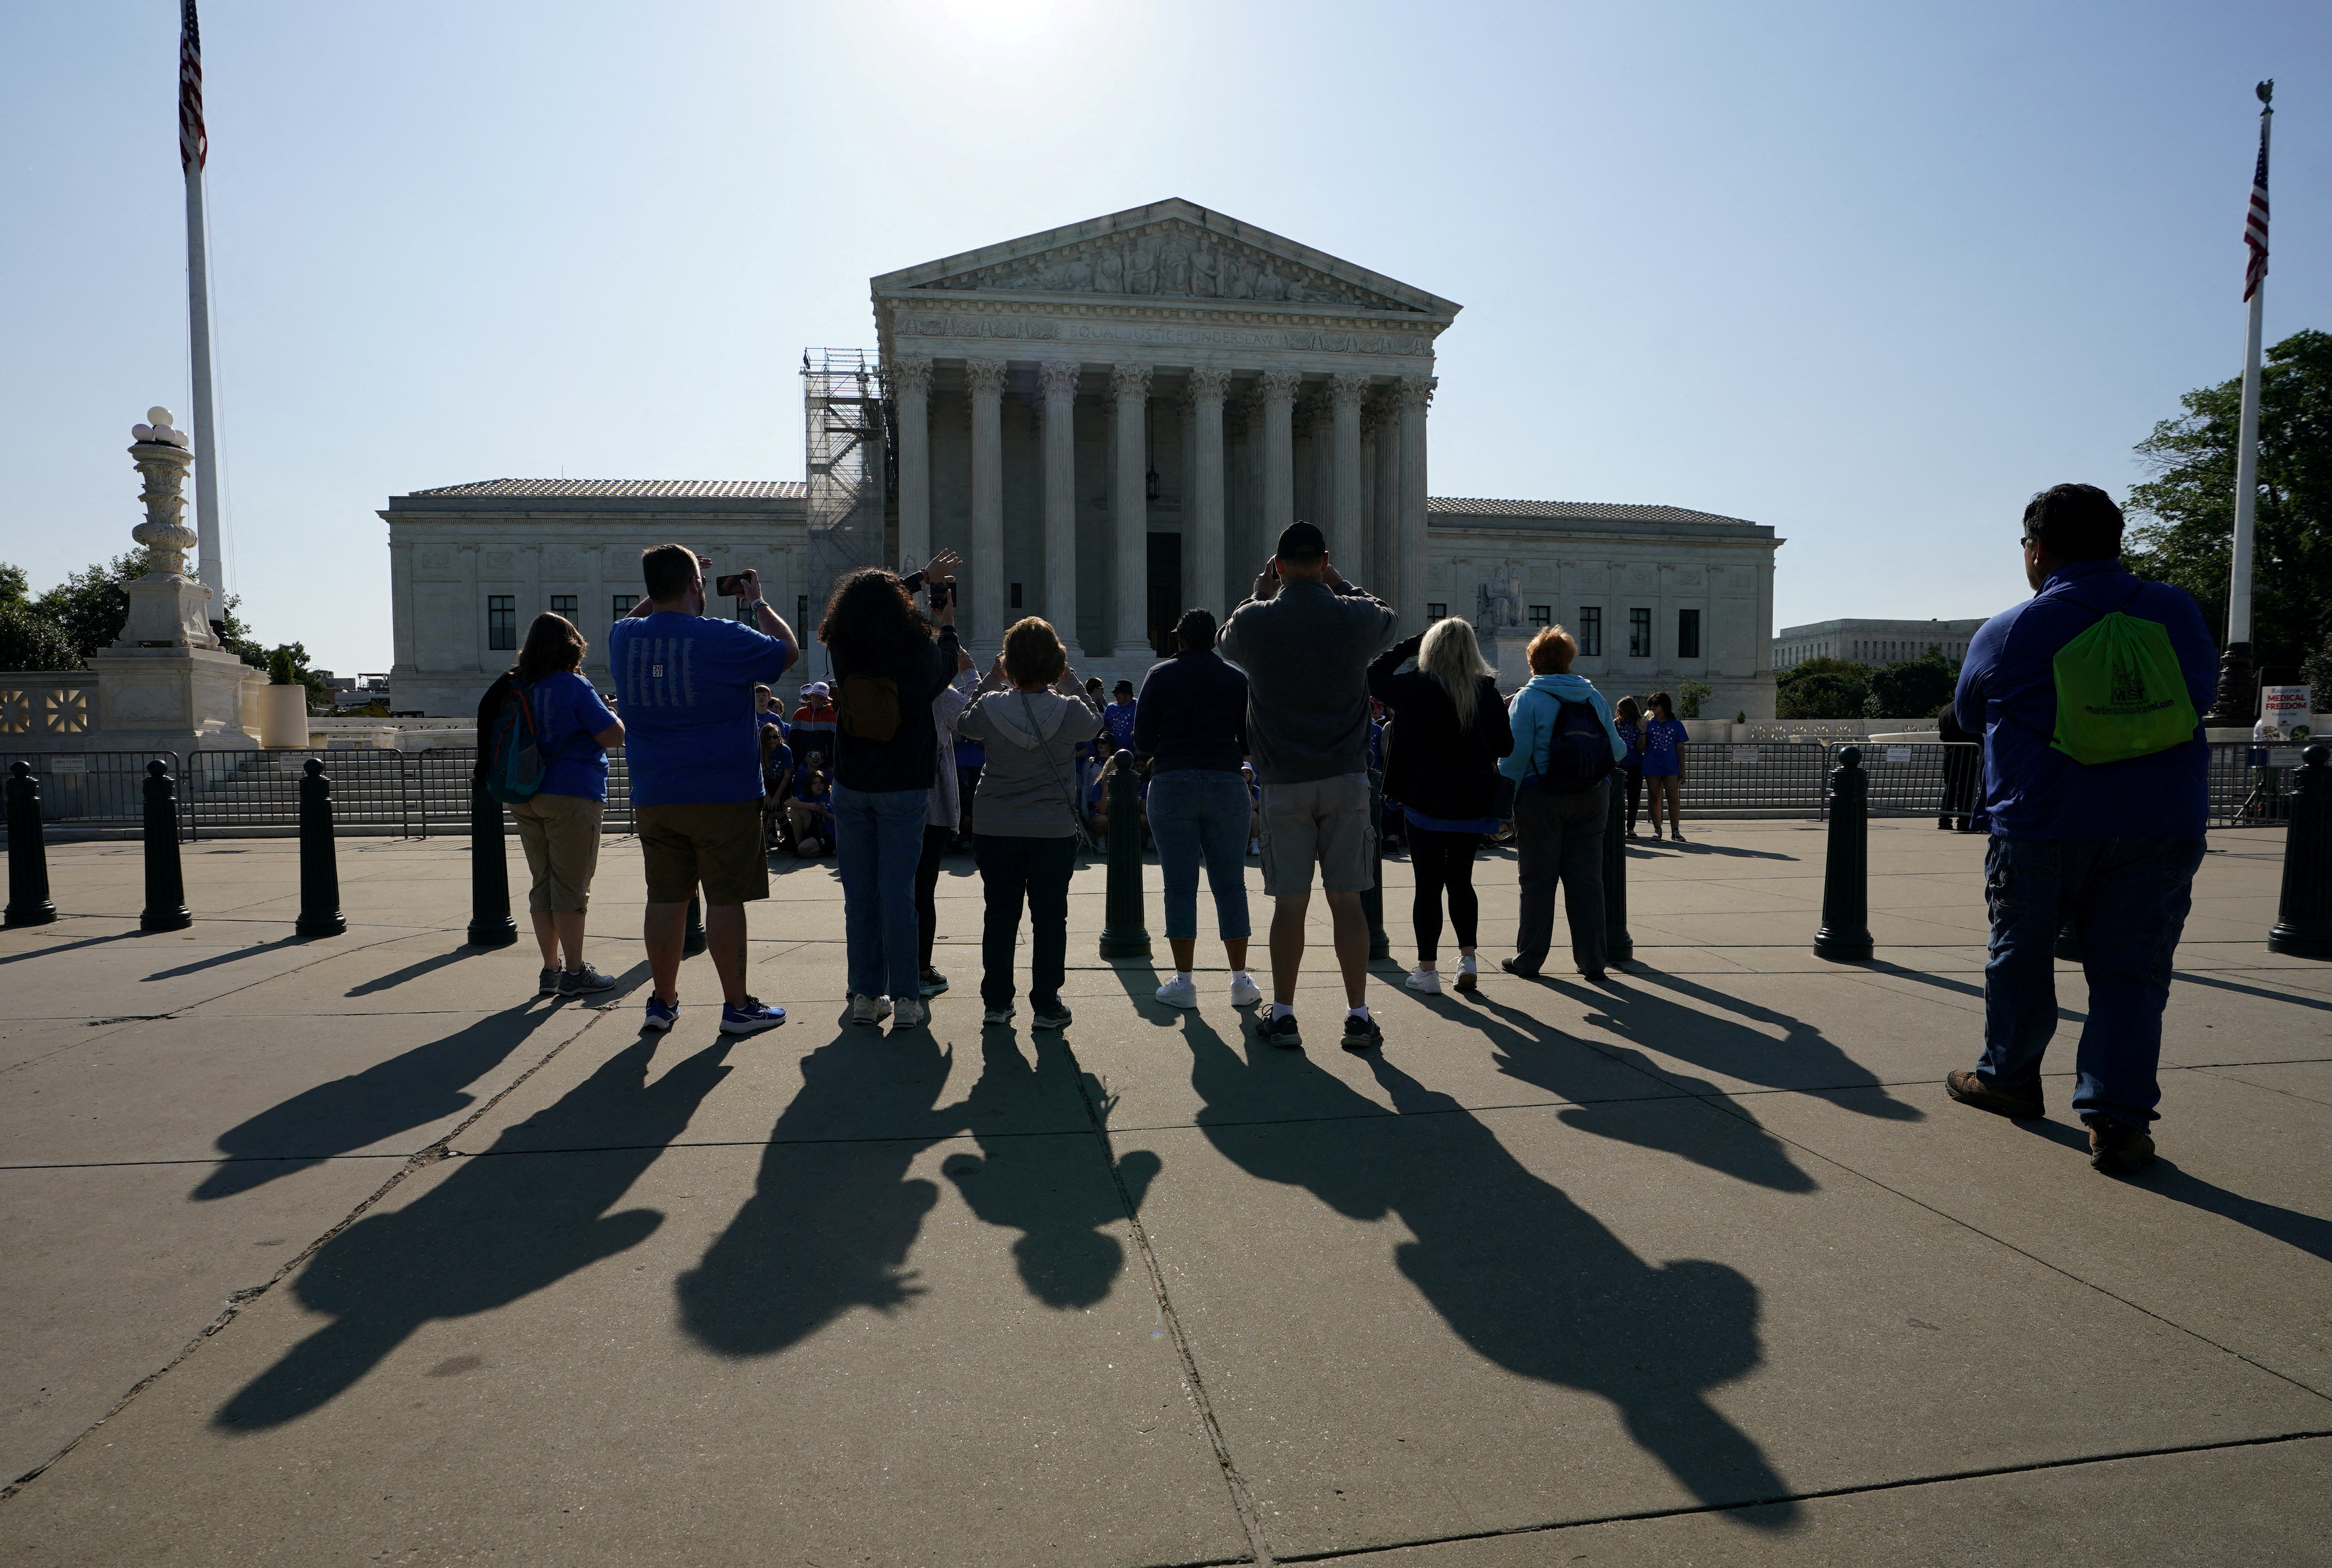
[1360,767,1389,961]
[3,761,56,929]
[1815,745,1873,961]
[465,779,517,947]
[1097,761,1151,959]
[684,894,708,958]
[2268,745,2332,959]
[1601,774,1634,965]
[295,759,347,938]
[139,760,191,932]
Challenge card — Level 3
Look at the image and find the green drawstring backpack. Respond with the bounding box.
[2049,586,2198,765]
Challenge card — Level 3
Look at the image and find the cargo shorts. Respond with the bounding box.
[1257,774,1376,898]
[635,799,769,906]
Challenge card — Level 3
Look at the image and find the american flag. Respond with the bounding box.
[2243,112,2270,301]
[179,0,205,172]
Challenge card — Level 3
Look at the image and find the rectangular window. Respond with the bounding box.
[1010,583,1025,609]
[1578,606,1602,656]
[1628,607,1652,658]
[549,595,577,618]
[612,594,637,620]
[1528,605,1551,629]
[797,594,809,630]
[1677,608,1701,660]
[487,595,516,651]
[1426,602,1447,621]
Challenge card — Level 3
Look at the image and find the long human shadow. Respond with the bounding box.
[677,1029,961,1357]
[2172,971,2332,1016]
[2017,1118,2332,1265]
[192,1003,574,1200]
[1468,995,1817,1193]
[1607,972,1924,1120]
[941,1030,1159,1309]
[1182,1017,1794,1523]
[214,1034,730,1431]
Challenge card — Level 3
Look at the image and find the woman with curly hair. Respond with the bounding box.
[818,548,962,1029]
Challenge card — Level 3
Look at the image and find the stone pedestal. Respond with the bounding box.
[86,418,261,755]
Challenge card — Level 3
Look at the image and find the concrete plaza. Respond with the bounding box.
[1,820,2328,1565]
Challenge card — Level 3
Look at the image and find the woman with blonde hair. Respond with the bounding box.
[1366,616,1514,993]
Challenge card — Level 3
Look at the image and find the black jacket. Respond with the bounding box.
[829,626,960,794]
[1132,648,1249,773]
[1367,633,1514,821]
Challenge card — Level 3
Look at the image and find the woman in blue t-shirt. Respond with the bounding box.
[1640,691,1690,843]
[500,612,626,998]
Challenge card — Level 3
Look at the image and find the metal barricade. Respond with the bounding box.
[1678,742,1830,817]
[0,751,186,836]
[1839,741,1980,820]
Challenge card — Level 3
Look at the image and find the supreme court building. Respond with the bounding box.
[384,201,1782,716]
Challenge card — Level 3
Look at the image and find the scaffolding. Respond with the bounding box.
[801,348,892,671]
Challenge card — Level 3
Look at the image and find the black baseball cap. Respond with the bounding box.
[1275,521,1327,560]
[1114,679,1134,693]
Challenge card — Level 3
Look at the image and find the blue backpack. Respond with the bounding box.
[483,682,548,804]
[1525,697,1616,796]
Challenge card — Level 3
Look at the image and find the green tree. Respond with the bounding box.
[33,550,150,665]
[1776,656,1871,720]
[0,562,28,607]
[0,603,78,671]
[264,641,333,713]
[1864,645,1960,719]
[2125,327,2332,671]
[1674,678,1715,718]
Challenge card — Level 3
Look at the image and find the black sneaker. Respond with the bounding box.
[1340,1011,1384,1054]
[536,966,560,998]
[1262,1011,1303,1050]
[2087,1116,2156,1176]
[1031,1001,1073,1031]
[558,963,620,997]
[1499,957,1541,980]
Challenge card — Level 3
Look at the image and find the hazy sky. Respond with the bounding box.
[3,0,2325,674]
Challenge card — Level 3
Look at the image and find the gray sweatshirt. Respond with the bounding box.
[955,686,1104,837]
[1216,578,1400,785]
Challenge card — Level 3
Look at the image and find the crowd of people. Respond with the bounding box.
[475,482,2217,1177]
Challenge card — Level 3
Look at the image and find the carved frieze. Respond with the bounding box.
[889,308,1434,359]
[918,220,1410,311]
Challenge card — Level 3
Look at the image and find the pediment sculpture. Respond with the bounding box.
[919,221,1411,312]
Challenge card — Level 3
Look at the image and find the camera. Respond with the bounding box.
[928,578,955,609]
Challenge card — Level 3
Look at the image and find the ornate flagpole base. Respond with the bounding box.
[2202,642,2255,729]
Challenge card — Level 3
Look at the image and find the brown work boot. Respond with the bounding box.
[2086,1117,2156,1176]
[1946,1069,2045,1120]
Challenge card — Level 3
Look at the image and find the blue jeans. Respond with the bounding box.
[1977,833,2207,1126]
[1147,770,1253,943]
[831,783,931,1001]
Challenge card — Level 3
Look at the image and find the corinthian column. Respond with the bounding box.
[967,358,1007,649]
[1395,375,1435,633]
[1256,370,1299,545]
[1039,361,1081,644]
[889,355,933,569]
[1330,374,1367,575]
[1365,395,1398,592]
[1111,363,1153,655]
[1186,368,1230,617]
[1303,390,1335,538]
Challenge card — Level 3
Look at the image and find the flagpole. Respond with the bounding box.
[178,0,224,614]
[2205,82,2273,727]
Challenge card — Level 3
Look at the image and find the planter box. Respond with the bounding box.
[255,684,310,749]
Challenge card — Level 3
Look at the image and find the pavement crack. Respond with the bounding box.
[1068,1040,1276,1568]
[0,1000,611,1502]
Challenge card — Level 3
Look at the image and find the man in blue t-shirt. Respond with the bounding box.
[1104,679,1140,751]
[1944,484,2216,1176]
[608,544,799,1037]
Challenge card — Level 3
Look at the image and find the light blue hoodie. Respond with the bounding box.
[1499,672,1627,783]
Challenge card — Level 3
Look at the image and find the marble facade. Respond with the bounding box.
[381,201,1784,718]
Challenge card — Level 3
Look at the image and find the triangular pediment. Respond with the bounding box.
[871,200,1459,318]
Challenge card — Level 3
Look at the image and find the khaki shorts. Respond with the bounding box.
[509,792,603,914]
[635,800,769,906]
[1257,774,1376,897]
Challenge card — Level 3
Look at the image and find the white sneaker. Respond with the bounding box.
[891,997,927,1029]
[1405,966,1442,994]
[1455,956,1480,993]
[851,993,893,1026]
[1228,973,1263,1007]
[1155,975,1200,1010]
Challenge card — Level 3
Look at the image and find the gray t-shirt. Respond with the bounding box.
[1216,578,1400,786]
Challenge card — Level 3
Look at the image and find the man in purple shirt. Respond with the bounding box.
[1944,485,2216,1175]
